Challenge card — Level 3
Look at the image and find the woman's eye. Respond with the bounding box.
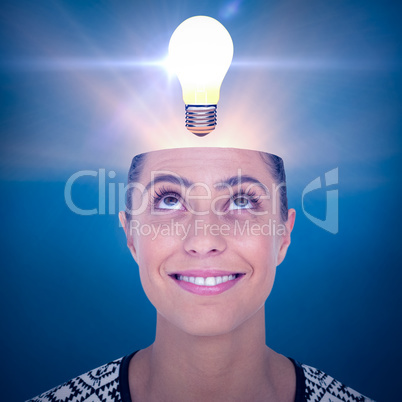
[158,195,183,210]
[229,196,252,210]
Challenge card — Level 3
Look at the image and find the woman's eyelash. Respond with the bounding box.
[150,187,262,209]
[231,189,262,207]
[151,186,182,206]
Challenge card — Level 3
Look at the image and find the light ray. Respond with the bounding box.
[1,57,394,72]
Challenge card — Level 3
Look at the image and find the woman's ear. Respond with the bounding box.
[276,208,296,266]
[119,211,139,263]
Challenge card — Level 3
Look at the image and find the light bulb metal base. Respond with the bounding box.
[185,104,217,137]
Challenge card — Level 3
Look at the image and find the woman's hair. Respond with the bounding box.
[259,152,288,222]
[125,150,288,222]
[125,152,147,223]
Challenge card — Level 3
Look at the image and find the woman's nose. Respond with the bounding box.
[183,214,227,257]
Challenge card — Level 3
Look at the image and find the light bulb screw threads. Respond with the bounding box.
[185,104,217,137]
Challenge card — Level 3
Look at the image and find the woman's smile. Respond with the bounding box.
[169,269,246,296]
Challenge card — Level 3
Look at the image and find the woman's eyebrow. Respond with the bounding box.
[144,174,268,194]
[214,175,269,194]
[144,174,194,191]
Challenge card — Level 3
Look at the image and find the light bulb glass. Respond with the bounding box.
[168,16,234,136]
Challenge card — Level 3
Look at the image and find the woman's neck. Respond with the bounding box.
[128,308,296,402]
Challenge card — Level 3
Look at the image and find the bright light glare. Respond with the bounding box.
[160,54,177,78]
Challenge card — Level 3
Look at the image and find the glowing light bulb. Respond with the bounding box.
[168,16,234,136]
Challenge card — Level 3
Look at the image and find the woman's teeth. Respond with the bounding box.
[176,274,238,286]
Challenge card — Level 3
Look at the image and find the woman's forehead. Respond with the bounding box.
[140,148,274,184]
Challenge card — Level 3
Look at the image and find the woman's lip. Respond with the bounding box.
[168,269,245,277]
[170,273,245,296]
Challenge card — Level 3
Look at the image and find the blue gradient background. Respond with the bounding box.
[1,1,401,401]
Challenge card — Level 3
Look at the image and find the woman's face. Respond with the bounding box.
[120,148,295,336]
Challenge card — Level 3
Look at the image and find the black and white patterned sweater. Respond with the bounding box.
[28,352,375,402]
